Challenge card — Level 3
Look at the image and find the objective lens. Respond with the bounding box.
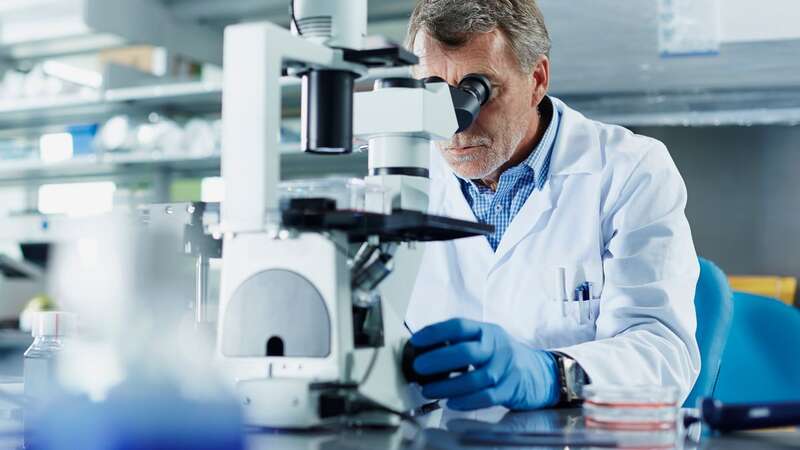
[301,69,356,154]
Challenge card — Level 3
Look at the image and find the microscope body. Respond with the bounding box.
[216,0,492,428]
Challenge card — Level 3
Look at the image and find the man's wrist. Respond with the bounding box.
[551,351,589,406]
[542,351,561,407]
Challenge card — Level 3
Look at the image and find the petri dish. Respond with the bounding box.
[583,384,680,431]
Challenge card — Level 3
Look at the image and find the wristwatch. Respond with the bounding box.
[553,352,589,405]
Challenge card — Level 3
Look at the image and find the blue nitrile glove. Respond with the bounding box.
[410,318,560,411]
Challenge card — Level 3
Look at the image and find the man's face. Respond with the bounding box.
[413,29,539,180]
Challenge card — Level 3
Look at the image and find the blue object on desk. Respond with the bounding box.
[714,292,800,403]
[700,398,800,432]
[30,379,245,450]
[684,258,734,408]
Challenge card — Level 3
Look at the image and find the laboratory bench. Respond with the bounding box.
[1,408,795,450]
[242,408,800,450]
[0,344,798,449]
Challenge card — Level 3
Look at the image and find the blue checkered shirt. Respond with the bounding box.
[458,97,561,251]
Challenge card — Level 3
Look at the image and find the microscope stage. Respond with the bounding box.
[281,209,494,242]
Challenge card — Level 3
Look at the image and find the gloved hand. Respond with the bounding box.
[409,318,560,411]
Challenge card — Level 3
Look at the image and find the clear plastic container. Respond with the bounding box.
[278,177,368,211]
[583,385,679,431]
[23,312,77,406]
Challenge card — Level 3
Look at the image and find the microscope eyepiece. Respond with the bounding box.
[449,73,493,133]
[458,73,492,106]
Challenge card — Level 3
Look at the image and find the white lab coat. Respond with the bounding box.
[406,97,701,407]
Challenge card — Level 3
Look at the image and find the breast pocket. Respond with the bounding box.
[532,263,604,349]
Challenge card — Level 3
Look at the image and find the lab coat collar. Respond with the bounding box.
[547,97,603,177]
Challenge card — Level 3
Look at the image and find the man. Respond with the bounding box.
[404,0,700,412]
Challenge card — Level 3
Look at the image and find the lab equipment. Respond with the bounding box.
[683,257,732,408]
[405,318,560,411]
[136,202,222,333]
[279,177,370,212]
[23,312,76,415]
[698,398,800,433]
[583,384,680,430]
[216,0,494,429]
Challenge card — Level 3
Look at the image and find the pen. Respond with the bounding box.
[557,267,568,318]
[584,282,594,321]
[575,285,586,324]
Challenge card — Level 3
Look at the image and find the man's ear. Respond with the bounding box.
[530,56,550,107]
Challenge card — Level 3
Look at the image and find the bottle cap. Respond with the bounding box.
[31,311,78,338]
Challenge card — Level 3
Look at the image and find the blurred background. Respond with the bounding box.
[0,0,798,363]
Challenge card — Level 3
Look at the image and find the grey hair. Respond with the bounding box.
[405,0,551,73]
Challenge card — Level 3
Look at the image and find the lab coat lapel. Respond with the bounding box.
[440,172,495,260]
[489,98,602,270]
[491,182,555,266]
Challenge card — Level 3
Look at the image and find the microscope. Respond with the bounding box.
[216,0,493,428]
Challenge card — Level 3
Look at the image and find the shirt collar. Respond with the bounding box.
[456,96,560,192]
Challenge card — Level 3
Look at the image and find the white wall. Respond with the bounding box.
[721,0,800,43]
[634,124,800,305]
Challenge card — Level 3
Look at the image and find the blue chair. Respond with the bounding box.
[683,258,734,407]
[714,292,800,403]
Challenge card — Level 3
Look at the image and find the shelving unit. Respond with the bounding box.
[0,0,798,202]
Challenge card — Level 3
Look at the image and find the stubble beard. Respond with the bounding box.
[439,122,526,180]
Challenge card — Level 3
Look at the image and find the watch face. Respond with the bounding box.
[562,357,585,400]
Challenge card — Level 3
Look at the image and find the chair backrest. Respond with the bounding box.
[683,258,733,407]
[714,292,800,403]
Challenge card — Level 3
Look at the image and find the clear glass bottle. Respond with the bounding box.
[23,312,76,407]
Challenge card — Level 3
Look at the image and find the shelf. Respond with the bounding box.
[0,0,221,64]
[0,213,110,243]
[0,153,222,184]
[0,147,370,185]
[103,81,224,104]
[563,88,800,127]
[0,81,224,130]
[0,77,303,130]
